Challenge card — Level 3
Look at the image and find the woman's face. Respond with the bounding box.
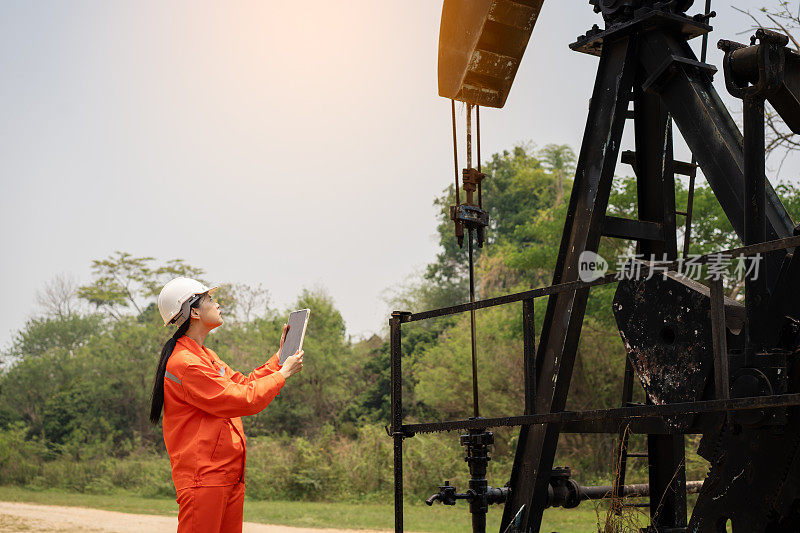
[191,293,223,329]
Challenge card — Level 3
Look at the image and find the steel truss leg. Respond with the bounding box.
[637,28,794,291]
[743,97,768,354]
[500,35,638,533]
[633,82,687,531]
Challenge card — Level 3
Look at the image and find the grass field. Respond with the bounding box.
[0,486,652,532]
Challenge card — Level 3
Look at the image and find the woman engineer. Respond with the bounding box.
[149,277,304,533]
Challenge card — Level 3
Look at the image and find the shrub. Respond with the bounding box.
[0,423,45,485]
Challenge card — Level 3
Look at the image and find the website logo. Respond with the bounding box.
[578,251,609,282]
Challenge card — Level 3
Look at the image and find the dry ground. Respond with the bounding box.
[0,501,385,533]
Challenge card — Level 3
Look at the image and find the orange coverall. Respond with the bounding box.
[162,336,285,533]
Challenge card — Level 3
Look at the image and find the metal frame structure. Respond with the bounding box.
[390,237,800,532]
[390,1,800,532]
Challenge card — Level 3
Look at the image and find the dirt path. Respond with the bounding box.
[0,501,386,533]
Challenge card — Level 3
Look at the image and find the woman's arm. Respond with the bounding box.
[181,361,285,418]
[225,353,282,384]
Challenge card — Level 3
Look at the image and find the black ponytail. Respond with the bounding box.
[149,298,201,424]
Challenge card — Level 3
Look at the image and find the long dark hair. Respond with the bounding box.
[149,298,200,424]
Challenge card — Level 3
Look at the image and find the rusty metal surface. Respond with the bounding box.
[613,272,744,409]
[438,0,544,107]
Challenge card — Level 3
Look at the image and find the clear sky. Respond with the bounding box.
[2,1,797,349]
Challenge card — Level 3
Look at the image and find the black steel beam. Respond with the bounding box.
[743,96,769,354]
[633,83,678,260]
[401,393,800,435]
[637,27,794,291]
[621,150,698,177]
[562,416,697,435]
[522,298,536,415]
[602,215,665,241]
[500,34,638,533]
[709,279,730,401]
[390,312,407,533]
[633,76,686,530]
[647,432,687,528]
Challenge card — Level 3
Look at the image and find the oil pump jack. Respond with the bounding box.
[389,0,800,531]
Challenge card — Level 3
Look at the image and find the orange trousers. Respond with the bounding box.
[176,482,245,533]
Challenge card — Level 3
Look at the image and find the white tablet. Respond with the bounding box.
[279,308,310,364]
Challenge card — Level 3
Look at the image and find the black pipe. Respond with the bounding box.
[547,479,703,508]
[578,480,703,501]
[462,428,491,532]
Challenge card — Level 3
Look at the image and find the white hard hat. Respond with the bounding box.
[157,277,218,326]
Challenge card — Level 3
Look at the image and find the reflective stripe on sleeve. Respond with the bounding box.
[165,370,182,385]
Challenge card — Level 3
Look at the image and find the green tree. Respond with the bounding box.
[538,144,576,205]
[77,252,204,318]
[5,314,102,363]
[0,350,75,435]
[41,378,136,451]
[1,313,102,433]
